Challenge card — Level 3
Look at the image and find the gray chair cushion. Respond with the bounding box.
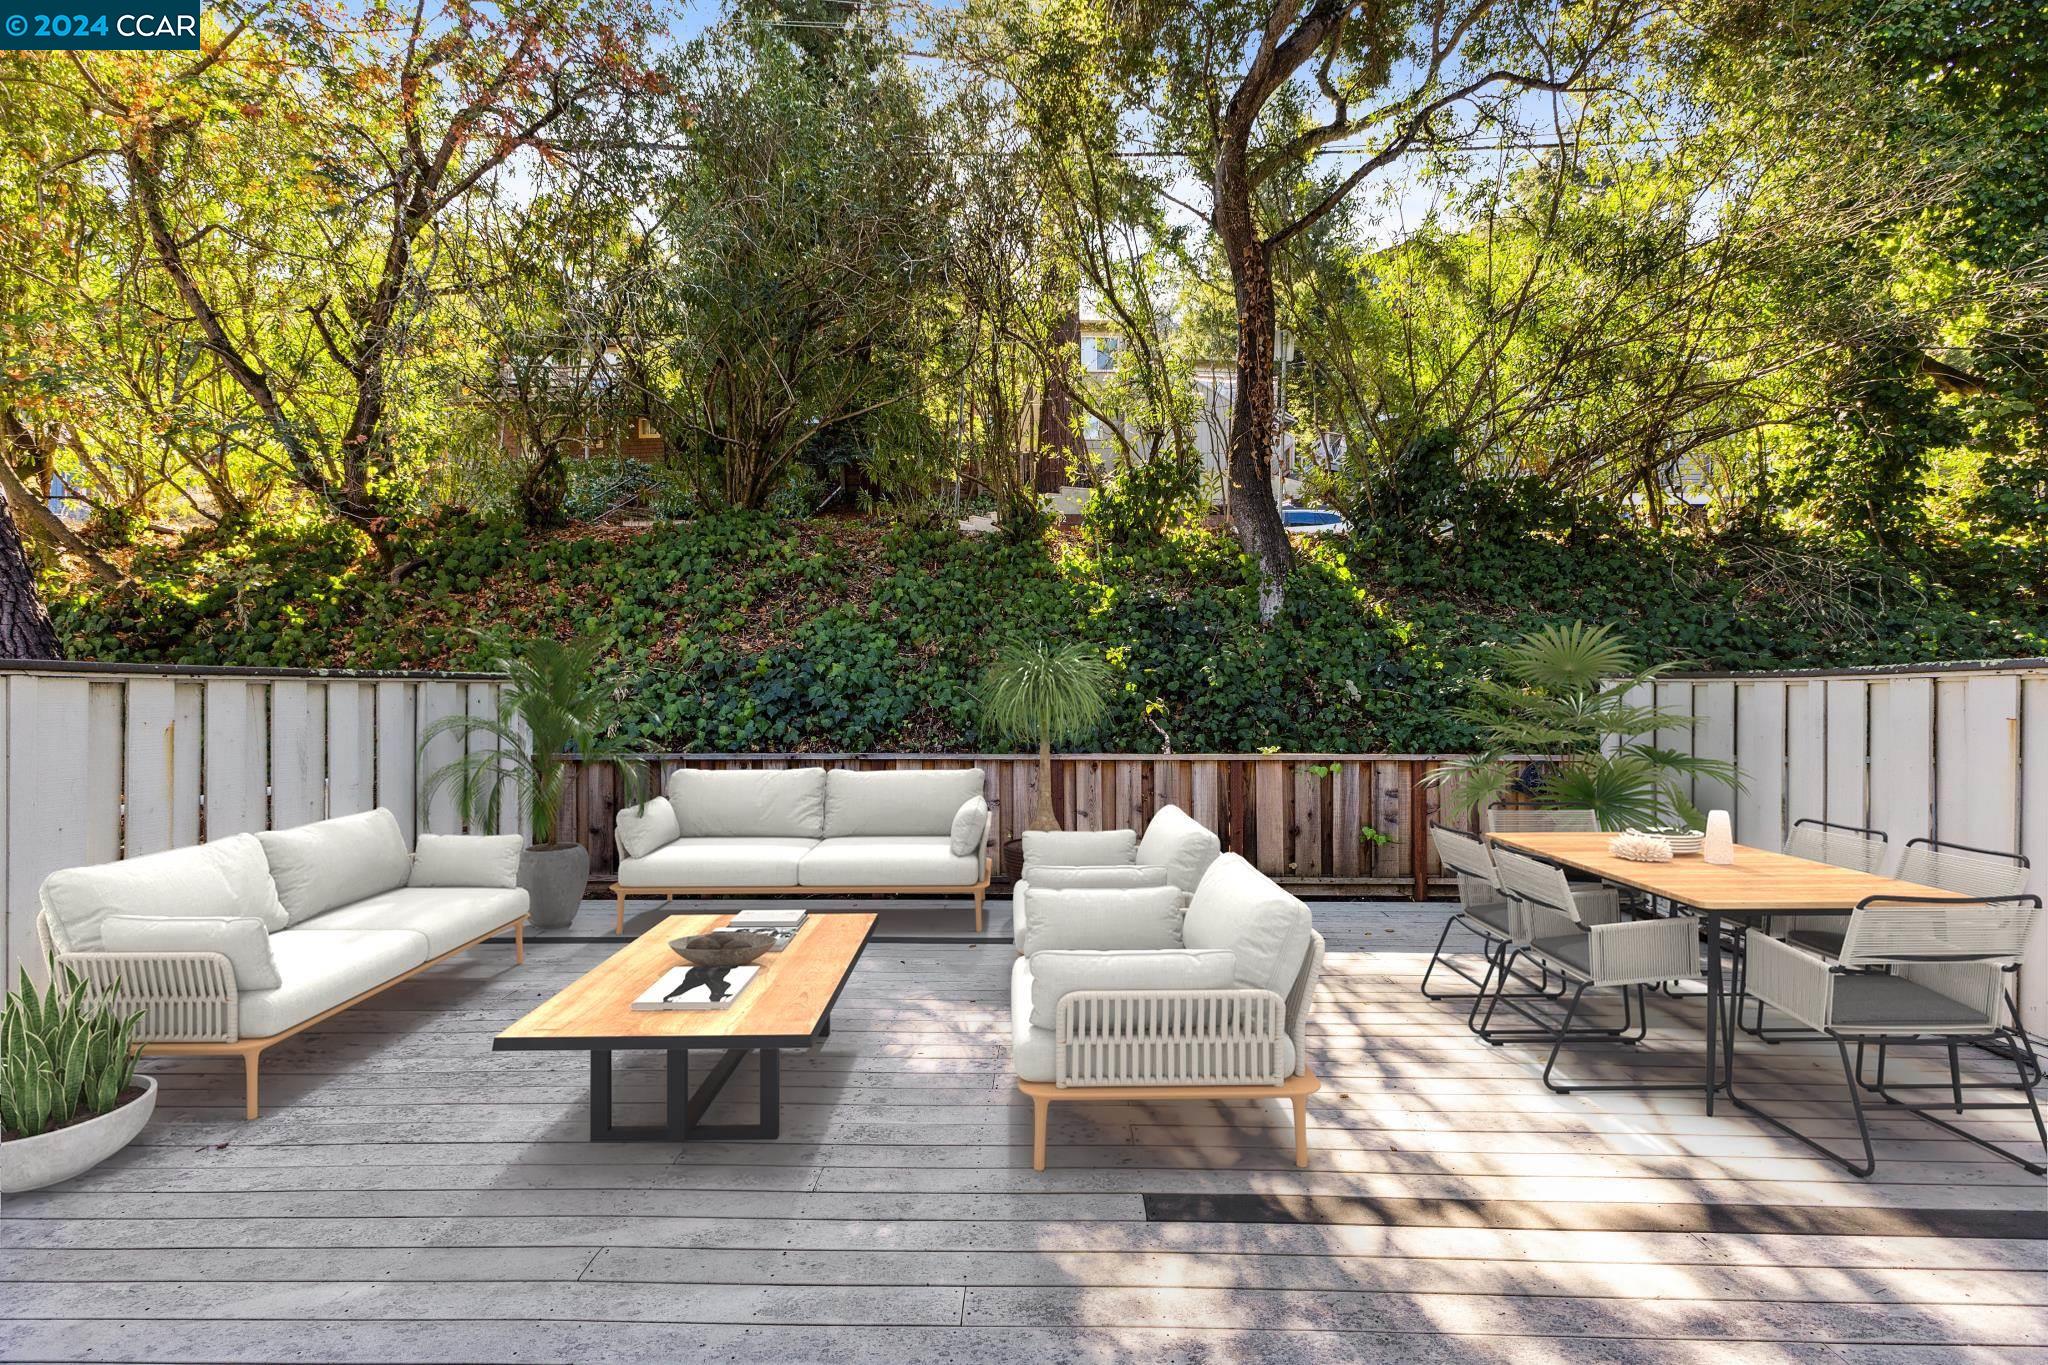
[100,915,281,991]
[292,886,530,956]
[668,769,826,840]
[823,768,984,838]
[1529,933,1592,976]
[1461,902,1513,937]
[1787,928,1846,958]
[257,809,413,926]
[1135,805,1222,895]
[1022,829,1136,873]
[1026,947,1236,1030]
[1832,973,1994,1030]
[237,928,431,1037]
[39,833,286,952]
[1182,853,1314,998]
[1017,884,1183,956]
[616,838,816,888]
[408,833,523,889]
[615,797,682,859]
[799,837,981,887]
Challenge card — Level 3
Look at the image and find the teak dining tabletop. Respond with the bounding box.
[495,911,878,1052]
[1486,831,1964,912]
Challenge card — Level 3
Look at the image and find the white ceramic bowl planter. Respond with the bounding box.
[1,1075,158,1195]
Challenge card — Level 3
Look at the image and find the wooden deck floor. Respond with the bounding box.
[6,902,2048,1363]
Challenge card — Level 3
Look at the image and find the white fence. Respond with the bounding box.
[1634,658,2048,1025]
[0,661,515,985]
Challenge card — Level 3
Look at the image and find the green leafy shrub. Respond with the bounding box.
[1,967,144,1140]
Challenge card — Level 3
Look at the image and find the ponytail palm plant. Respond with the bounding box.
[1426,622,1738,831]
[419,635,648,847]
[980,640,1111,831]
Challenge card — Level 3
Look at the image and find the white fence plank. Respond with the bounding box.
[1785,681,1824,830]
[466,682,503,835]
[268,680,325,829]
[170,682,201,848]
[1732,681,1785,850]
[375,681,418,846]
[123,678,178,856]
[2020,678,2048,1032]
[202,680,266,837]
[326,682,375,818]
[1953,674,2020,853]
[1823,678,1868,830]
[83,683,122,865]
[1869,678,1934,853]
[1690,683,1735,821]
[8,678,96,984]
[418,682,467,835]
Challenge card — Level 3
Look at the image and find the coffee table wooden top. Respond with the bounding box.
[1488,831,1965,914]
[495,912,876,1051]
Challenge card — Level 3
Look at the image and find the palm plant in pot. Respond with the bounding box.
[420,635,648,929]
[2,966,151,1195]
[980,640,1111,840]
[1425,621,1739,830]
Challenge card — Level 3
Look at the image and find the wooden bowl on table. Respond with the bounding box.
[670,930,777,968]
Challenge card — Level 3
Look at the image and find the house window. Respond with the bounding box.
[1084,335,1122,372]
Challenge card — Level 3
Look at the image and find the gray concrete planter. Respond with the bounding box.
[520,843,590,930]
[2,1075,157,1195]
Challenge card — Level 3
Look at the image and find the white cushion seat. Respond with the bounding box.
[293,886,529,956]
[799,836,981,887]
[616,837,818,888]
[236,928,432,1038]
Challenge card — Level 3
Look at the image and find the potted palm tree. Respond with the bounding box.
[420,635,648,929]
[1426,621,1738,829]
[2,966,152,1195]
[980,640,1111,838]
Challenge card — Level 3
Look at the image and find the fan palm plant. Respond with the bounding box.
[979,640,1111,830]
[1426,622,1739,831]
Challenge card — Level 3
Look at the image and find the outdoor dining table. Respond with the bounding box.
[1486,831,1967,1114]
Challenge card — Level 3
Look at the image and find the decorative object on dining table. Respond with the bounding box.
[633,963,762,1010]
[1702,810,1734,865]
[670,930,777,968]
[1609,831,1675,863]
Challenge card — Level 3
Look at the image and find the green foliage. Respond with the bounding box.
[979,640,1112,751]
[1426,623,1741,830]
[419,635,649,847]
[1,965,143,1139]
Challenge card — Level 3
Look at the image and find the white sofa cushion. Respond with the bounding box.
[824,769,984,838]
[668,768,826,839]
[409,833,523,889]
[1183,853,1315,999]
[40,834,288,953]
[1024,864,1171,890]
[1021,829,1136,875]
[257,809,413,926]
[1137,804,1223,895]
[100,915,281,991]
[799,836,982,887]
[293,886,529,956]
[1027,947,1235,1031]
[616,796,682,859]
[950,796,989,858]
[1009,956,1292,1083]
[237,927,432,1038]
[617,837,817,888]
[1018,885,1184,956]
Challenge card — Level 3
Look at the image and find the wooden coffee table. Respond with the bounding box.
[494,912,876,1142]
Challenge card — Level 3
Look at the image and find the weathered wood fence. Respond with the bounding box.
[558,752,1476,900]
[0,660,517,984]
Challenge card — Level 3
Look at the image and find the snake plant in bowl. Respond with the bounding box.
[2,966,153,1195]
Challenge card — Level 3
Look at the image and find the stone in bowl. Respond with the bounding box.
[671,930,777,968]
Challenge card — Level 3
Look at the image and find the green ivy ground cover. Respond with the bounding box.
[51,504,2048,755]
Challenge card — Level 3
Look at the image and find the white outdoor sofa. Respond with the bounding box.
[35,808,529,1118]
[1010,847,1324,1170]
[611,766,993,932]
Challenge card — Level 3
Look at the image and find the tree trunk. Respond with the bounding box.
[1214,157,1294,621]
[0,484,62,659]
[1036,298,1085,492]
[1031,734,1058,831]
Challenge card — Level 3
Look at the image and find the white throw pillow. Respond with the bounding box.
[1024,864,1171,891]
[409,833,524,889]
[256,808,414,925]
[616,796,682,859]
[1183,853,1315,998]
[949,796,989,858]
[1136,804,1223,895]
[1019,884,1184,955]
[1021,829,1137,875]
[1028,948,1236,1030]
[100,915,281,991]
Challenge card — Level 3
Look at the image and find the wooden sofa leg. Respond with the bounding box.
[1292,1093,1310,1168]
[514,918,525,965]
[1032,1094,1050,1172]
[615,889,626,934]
[243,1050,261,1121]
[974,888,986,935]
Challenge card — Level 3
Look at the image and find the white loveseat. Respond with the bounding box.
[1011,850,1325,1170]
[35,808,529,1118]
[611,766,993,932]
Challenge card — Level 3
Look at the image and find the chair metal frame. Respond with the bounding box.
[1419,827,1567,1024]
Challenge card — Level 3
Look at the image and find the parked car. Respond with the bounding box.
[1281,506,1351,536]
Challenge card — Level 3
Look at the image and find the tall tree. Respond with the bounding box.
[0,484,61,659]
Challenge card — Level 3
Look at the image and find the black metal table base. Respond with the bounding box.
[588,1046,781,1142]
